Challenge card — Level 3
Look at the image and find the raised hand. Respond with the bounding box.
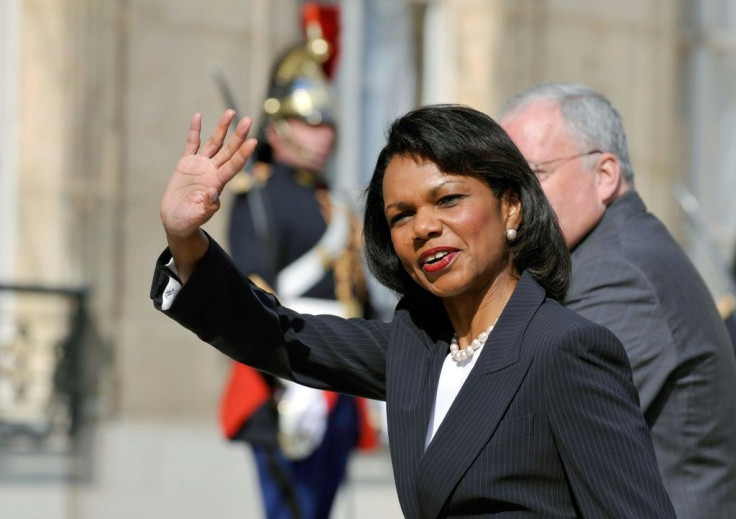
[160,110,257,281]
[161,110,257,239]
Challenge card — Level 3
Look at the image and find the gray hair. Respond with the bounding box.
[498,82,635,185]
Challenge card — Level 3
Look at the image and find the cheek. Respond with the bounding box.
[457,209,496,241]
[324,133,337,149]
[390,231,422,281]
[309,129,335,148]
[389,230,411,264]
[540,182,565,213]
[459,209,508,262]
[570,183,604,219]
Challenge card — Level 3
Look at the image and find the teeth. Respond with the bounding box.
[425,251,449,263]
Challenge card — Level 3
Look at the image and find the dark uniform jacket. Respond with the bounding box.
[229,162,336,297]
[222,162,374,448]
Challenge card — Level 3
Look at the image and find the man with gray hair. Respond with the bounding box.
[499,82,736,519]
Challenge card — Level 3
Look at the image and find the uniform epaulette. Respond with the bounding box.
[229,171,256,194]
[229,163,273,194]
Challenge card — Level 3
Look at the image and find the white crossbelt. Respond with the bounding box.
[275,198,351,303]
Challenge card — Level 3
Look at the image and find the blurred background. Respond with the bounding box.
[1,0,735,517]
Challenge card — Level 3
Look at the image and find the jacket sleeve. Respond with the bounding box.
[544,324,675,518]
[151,237,390,401]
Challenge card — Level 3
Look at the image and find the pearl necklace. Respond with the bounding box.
[449,323,495,362]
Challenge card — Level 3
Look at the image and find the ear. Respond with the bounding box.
[595,152,622,205]
[502,189,523,231]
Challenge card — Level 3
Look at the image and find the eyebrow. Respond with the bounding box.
[384,179,466,212]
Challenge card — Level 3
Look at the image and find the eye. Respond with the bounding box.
[438,194,465,206]
[388,211,412,227]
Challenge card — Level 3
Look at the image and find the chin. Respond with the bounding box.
[305,158,328,172]
[416,278,466,299]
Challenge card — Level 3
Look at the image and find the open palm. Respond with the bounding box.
[161,110,257,239]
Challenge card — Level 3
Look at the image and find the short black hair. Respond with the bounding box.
[363,104,571,301]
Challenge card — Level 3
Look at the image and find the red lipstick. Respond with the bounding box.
[420,247,458,273]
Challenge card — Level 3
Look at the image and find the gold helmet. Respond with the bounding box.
[262,8,336,127]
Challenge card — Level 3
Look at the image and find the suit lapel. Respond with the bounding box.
[415,273,545,519]
[386,298,453,519]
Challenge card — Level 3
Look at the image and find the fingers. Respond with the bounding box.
[210,116,253,168]
[200,110,236,158]
[180,110,255,190]
[217,137,258,185]
[183,113,202,155]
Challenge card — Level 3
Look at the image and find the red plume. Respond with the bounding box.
[302,2,341,79]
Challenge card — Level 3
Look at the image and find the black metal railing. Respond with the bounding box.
[0,283,107,453]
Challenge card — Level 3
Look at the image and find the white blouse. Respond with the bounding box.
[425,330,492,449]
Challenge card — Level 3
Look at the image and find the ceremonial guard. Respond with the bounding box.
[218,7,377,519]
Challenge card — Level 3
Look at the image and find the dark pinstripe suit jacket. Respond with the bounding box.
[152,238,675,518]
[566,191,736,519]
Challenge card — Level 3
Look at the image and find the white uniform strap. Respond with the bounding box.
[276,197,351,301]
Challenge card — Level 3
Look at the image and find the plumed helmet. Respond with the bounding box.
[262,4,337,127]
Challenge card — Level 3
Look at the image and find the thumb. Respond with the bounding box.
[204,187,222,218]
[193,188,221,226]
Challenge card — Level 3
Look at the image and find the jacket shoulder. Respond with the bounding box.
[525,298,624,356]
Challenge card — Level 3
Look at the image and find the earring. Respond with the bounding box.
[506,228,518,241]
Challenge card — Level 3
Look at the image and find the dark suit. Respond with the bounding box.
[152,238,675,518]
[566,191,736,518]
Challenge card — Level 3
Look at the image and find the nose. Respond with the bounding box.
[413,208,442,241]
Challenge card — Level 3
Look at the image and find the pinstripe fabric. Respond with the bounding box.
[567,191,736,519]
[152,238,675,518]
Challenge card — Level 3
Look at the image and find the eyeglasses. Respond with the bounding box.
[528,150,602,182]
